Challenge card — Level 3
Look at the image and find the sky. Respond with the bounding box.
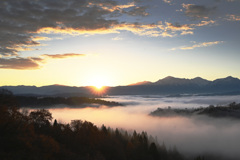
[0,0,240,87]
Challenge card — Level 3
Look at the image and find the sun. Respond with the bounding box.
[88,75,110,90]
[94,83,104,90]
[87,75,111,95]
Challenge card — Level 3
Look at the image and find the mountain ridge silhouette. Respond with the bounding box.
[1,76,240,96]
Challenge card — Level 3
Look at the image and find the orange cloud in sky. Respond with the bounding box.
[181,31,194,35]
[37,23,160,38]
[193,20,215,27]
[114,23,159,37]
[88,2,135,12]
[180,41,224,50]
[158,20,216,37]
[0,53,85,70]
[37,27,119,36]
[165,22,193,31]
[43,53,85,59]
[5,42,41,56]
[227,14,240,21]
[32,36,52,41]
[0,57,44,70]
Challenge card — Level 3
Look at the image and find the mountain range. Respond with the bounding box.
[128,76,211,86]
[1,76,240,96]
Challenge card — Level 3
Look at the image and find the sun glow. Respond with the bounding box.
[87,75,111,95]
[87,74,111,89]
[95,84,104,90]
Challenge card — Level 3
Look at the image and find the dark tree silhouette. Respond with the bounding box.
[0,90,186,160]
[29,109,53,127]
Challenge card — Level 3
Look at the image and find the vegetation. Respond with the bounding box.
[150,102,240,119]
[0,89,185,160]
[14,95,122,108]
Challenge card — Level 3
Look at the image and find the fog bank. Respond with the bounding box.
[50,95,240,159]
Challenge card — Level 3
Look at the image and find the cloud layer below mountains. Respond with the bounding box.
[49,95,240,159]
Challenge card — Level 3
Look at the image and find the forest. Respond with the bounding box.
[150,102,240,119]
[15,96,122,108]
[0,89,122,108]
[0,89,188,160]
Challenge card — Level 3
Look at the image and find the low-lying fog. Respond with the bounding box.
[49,95,240,159]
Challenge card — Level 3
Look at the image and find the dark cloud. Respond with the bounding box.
[0,0,151,57]
[0,57,44,70]
[0,52,86,70]
[182,4,216,19]
[0,0,134,56]
[124,6,149,16]
[43,53,85,59]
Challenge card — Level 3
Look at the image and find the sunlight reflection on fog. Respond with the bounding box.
[49,95,240,159]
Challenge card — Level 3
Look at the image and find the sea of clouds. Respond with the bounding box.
[49,95,240,159]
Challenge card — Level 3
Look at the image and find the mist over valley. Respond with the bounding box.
[48,95,240,160]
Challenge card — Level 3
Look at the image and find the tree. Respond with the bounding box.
[0,89,17,108]
[149,142,159,160]
[53,119,58,127]
[29,109,53,127]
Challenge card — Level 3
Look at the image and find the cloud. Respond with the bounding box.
[0,53,85,70]
[180,41,223,50]
[32,36,52,41]
[124,6,149,16]
[88,2,135,12]
[122,20,212,38]
[0,57,44,70]
[36,27,119,36]
[0,0,220,57]
[227,14,240,21]
[43,53,85,59]
[160,31,175,38]
[158,21,193,37]
[0,0,148,57]
[182,4,216,19]
[158,20,216,37]
[0,0,224,58]
[192,20,215,27]
[114,23,160,37]
[164,22,192,31]
[180,31,194,35]
[163,0,172,4]
[112,36,123,41]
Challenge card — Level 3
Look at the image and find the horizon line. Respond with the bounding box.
[0,75,239,88]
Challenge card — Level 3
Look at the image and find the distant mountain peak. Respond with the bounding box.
[154,76,189,85]
[128,81,152,86]
[213,76,240,84]
[225,76,236,80]
[162,76,177,80]
[191,77,210,86]
[192,77,204,80]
